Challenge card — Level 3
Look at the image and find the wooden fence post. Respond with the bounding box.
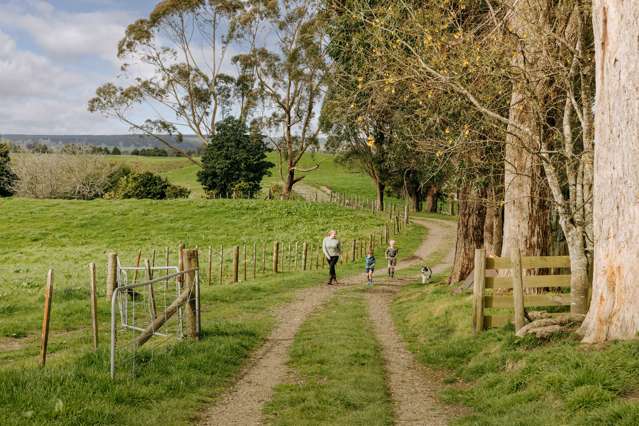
[144,259,157,320]
[132,249,142,283]
[404,204,409,224]
[273,241,280,273]
[183,249,199,340]
[106,252,117,302]
[512,247,526,332]
[207,246,213,285]
[253,242,257,279]
[302,242,308,271]
[472,249,486,335]
[294,242,299,270]
[232,245,240,283]
[262,242,267,273]
[40,270,53,367]
[352,239,356,262]
[219,244,224,285]
[243,244,247,281]
[89,263,98,351]
[178,243,185,287]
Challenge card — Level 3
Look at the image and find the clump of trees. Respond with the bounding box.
[0,143,17,197]
[197,117,273,199]
[130,147,169,157]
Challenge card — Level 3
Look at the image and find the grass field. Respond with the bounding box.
[103,152,377,200]
[391,277,639,425]
[0,198,389,339]
[262,152,378,199]
[0,185,421,425]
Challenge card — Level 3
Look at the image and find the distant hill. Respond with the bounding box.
[1,134,328,153]
[0,134,204,152]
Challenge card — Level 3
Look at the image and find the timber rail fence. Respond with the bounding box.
[472,248,572,334]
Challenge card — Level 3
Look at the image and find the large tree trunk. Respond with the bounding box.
[579,2,639,342]
[449,183,487,284]
[423,185,438,213]
[283,168,295,199]
[375,180,385,211]
[484,187,503,257]
[408,186,423,212]
[501,0,551,259]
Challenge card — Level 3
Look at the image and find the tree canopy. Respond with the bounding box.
[197,117,273,198]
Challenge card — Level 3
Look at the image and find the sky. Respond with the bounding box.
[0,0,169,134]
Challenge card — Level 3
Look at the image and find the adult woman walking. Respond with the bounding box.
[322,230,341,285]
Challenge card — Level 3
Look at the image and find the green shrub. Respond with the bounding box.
[107,171,190,199]
[0,143,17,196]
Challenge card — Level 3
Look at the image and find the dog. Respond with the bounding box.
[420,266,433,284]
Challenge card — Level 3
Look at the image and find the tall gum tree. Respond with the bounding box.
[89,0,251,161]
[579,2,639,342]
[239,0,327,199]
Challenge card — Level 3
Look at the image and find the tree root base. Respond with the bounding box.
[516,313,586,338]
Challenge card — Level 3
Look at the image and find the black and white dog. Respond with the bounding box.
[420,266,433,284]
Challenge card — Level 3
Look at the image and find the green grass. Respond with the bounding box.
[160,164,204,198]
[110,152,376,200]
[0,198,387,340]
[391,278,639,425]
[112,152,414,211]
[263,152,378,199]
[0,269,332,425]
[105,155,194,174]
[0,195,420,425]
[264,289,393,425]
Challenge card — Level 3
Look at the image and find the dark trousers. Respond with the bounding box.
[328,256,339,281]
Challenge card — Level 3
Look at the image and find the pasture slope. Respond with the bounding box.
[0,154,435,425]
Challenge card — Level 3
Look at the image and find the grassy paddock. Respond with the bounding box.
[264,289,393,426]
[391,278,639,425]
[0,197,422,425]
[0,198,387,339]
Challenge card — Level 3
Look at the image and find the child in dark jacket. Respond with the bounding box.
[365,249,376,286]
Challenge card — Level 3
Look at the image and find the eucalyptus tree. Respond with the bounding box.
[236,0,327,199]
[88,0,254,162]
[579,1,639,342]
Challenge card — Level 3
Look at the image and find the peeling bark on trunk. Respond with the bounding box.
[501,0,551,260]
[449,184,487,284]
[580,2,639,342]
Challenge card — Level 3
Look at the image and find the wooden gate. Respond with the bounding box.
[472,248,572,334]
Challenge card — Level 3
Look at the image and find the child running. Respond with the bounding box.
[364,249,376,286]
[385,240,398,278]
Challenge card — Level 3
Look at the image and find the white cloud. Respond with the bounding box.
[0,28,122,134]
[0,0,129,62]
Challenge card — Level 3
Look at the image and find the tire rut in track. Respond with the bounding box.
[198,217,456,426]
[366,218,461,425]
